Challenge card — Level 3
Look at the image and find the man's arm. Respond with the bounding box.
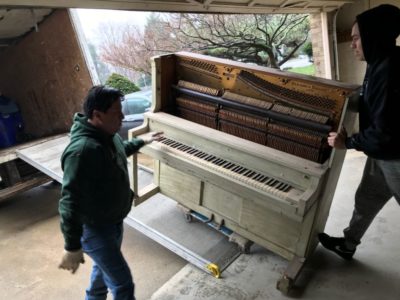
[58,153,85,273]
[345,62,399,156]
[123,131,163,156]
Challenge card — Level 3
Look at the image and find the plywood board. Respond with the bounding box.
[16,135,69,183]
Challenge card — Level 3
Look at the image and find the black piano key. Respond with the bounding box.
[222,161,232,168]
[254,174,265,181]
[269,180,278,187]
[247,171,257,178]
[193,151,203,157]
[265,178,276,186]
[224,162,235,169]
[187,149,198,155]
[193,151,202,157]
[279,183,289,191]
[254,175,266,182]
[217,159,227,166]
[162,139,173,145]
[231,166,241,172]
[226,164,238,171]
[170,142,181,148]
[179,145,191,152]
[235,166,245,174]
[177,144,188,151]
[251,173,259,179]
[204,155,216,161]
[239,168,249,174]
[235,166,244,173]
[213,158,223,165]
[199,152,209,159]
[243,170,253,177]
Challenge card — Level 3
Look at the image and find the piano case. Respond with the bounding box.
[129,52,359,293]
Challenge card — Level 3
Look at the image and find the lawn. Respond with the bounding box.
[287,64,315,76]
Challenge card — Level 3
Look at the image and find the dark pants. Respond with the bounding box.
[344,157,400,249]
[81,222,135,300]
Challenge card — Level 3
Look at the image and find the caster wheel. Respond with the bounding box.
[184,213,193,223]
[239,243,251,254]
[276,275,293,295]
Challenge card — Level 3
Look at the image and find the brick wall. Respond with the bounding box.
[309,12,338,79]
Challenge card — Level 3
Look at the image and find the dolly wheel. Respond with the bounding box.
[239,243,251,254]
[184,213,193,223]
[276,275,293,295]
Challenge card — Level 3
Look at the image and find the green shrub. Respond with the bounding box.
[105,73,140,95]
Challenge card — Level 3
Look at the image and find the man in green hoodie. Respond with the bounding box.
[58,85,162,300]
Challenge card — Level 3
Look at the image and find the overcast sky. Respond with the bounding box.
[74,8,151,43]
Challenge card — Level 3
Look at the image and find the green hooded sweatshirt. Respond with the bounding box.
[59,113,144,250]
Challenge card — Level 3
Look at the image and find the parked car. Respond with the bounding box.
[119,89,152,139]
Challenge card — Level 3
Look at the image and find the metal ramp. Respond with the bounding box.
[15,134,242,277]
[125,193,242,278]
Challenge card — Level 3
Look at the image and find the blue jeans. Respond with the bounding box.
[81,222,135,300]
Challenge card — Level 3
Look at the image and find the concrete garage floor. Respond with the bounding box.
[0,182,186,300]
[1,150,399,299]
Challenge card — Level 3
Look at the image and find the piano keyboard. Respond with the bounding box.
[156,137,294,198]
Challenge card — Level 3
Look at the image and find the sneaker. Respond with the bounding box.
[318,233,355,260]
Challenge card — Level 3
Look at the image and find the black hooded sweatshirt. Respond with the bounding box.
[345,4,400,160]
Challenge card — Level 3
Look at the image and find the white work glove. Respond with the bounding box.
[58,249,85,274]
[142,131,163,144]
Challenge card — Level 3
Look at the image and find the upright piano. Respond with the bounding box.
[129,52,358,291]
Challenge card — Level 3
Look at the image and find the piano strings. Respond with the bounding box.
[172,79,332,163]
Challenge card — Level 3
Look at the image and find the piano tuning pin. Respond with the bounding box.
[281,78,289,84]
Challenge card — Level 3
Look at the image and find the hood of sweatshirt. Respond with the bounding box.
[356,4,400,63]
[69,113,113,145]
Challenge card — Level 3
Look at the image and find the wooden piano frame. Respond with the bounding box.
[128,52,359,293]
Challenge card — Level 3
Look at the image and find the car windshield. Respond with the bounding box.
[122,97,150,115]
[121,90,151,117]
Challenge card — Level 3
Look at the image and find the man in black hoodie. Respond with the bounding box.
[319,4,400,260]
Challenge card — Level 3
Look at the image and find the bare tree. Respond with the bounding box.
[166,13,310,68]
[99,13,310,73]
[99,14,180,75]
[99,22,152,75]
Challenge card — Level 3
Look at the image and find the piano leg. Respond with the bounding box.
[228,232,253,254]
[276,255,306,295]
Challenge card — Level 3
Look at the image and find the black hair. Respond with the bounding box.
[83,85,124,119]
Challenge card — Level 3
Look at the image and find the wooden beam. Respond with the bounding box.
[0,0,356,14]
[185,0,202,5]
[0,174,51,202]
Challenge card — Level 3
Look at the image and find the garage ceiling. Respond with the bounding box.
[0,0,356,13]
[0,0,356,49]
[0,8,52,48]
